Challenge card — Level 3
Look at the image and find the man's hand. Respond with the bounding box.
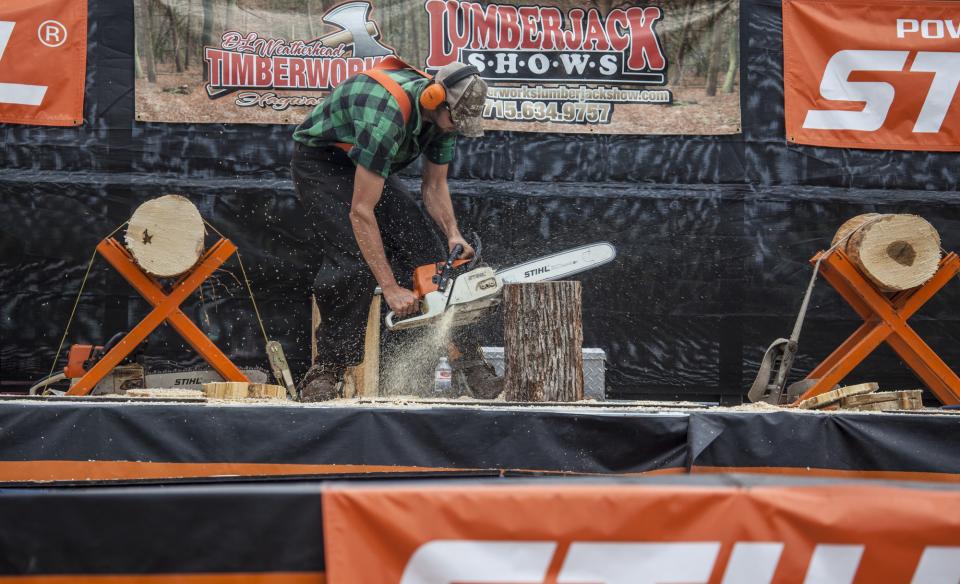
[383,285,420,317]
[448,234,475,259]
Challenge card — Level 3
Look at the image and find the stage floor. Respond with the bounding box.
[2,397,960,484]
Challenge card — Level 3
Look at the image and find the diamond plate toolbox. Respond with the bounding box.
[481,347,607,400]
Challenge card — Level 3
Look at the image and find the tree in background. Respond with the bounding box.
[136,0,157,82]
[202,0,215,49]
[722,16,739,94]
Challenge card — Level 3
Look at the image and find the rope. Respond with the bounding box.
[202,218,270,347]
[203,218,226,239]
[787,215,886,345]
[45,222,128,387]
[237,251,271,347]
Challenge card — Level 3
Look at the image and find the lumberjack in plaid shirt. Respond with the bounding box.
[293,68,456,178]
[290,59,501,402]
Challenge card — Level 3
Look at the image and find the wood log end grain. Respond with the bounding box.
[249,383,287,400]
[125,194,206,278]
[834,214,941,292]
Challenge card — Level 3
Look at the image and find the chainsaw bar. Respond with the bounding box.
[385,242,616,331]
[496,242,617,284]
[89,368,270,394]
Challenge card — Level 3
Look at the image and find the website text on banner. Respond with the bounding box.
[134,0,740,134]
[784,0,960,151]
[323,483,960,584]
[0,0,86,126]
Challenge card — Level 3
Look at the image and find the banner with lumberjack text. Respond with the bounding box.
[135,0,740,134]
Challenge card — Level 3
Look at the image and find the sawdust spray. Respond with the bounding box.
[380,308,458,397]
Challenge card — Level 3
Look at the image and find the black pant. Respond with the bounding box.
[291,143,446,371]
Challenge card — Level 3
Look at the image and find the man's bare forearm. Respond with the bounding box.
[422,160,461,239]
[350,208,398,291]
[350,166,420,316]
[349,165,398,292]
[423,182,461,239]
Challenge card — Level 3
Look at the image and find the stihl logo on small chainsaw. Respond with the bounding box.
[524,265,551,278]
[174,377,204,385]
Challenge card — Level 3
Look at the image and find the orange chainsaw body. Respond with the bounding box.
[412,259,471,298]
[64,344,104,378]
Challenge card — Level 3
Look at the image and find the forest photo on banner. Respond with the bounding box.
[135,0,740,134]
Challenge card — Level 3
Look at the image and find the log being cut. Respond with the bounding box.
[503,281,584,402]
[832,214,941,292]
[125,194,205,278]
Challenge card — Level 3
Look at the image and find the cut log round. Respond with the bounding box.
[202,381,249,400]
[838,389,923,411]
[796,382,878,410]
[249,383,288,400]
[503,281,584,402]
[125,195,205,278]
[832,214,941,292]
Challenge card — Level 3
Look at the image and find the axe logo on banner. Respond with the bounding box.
[424,1,667,85]
[203,0,395,103]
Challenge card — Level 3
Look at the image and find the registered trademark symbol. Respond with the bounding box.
[37,20,67,47]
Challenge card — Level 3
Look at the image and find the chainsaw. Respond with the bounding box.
[385,240,617,331]
[28,334,269,396]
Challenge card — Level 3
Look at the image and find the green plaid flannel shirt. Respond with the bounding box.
[292,68,456,177]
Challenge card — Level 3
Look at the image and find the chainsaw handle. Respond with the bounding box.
[385,307,430,331]
[467,233,482,269]
[385,297,426,330]
[436,244,465,292]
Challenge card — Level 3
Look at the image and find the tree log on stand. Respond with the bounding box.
[833,214,941,292]
[504,282,584,402]
[125,195,205,278]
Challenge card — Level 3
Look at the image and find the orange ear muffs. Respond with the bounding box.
[420,81,446,110]
[419,65,480,110]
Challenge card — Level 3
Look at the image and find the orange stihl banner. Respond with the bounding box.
[0,0,86,126]
[323,483,960,583]
[784,0,960,151]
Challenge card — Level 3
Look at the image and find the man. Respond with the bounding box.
[290,57,501,401]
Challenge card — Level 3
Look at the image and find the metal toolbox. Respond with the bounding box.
[481,347,607,400]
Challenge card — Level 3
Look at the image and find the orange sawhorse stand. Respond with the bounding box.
[796,250,960,405]
[67,237,250,396]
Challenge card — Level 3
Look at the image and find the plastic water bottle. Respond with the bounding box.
[434,357,453,396]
